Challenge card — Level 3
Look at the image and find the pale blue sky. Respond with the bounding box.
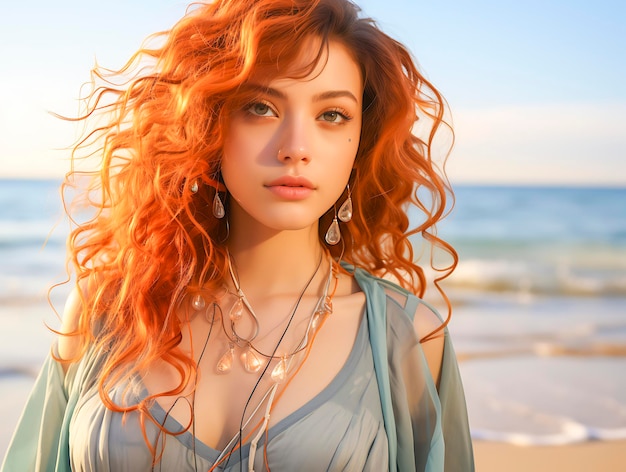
[1,0,624,185]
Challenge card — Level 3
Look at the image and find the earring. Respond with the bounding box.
[338,184,352,222]
[325,207,341,245]
[190,179,199,194]
[213,190,225,219]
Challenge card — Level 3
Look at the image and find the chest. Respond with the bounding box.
[142,292,367,452]
[69,324,388,472]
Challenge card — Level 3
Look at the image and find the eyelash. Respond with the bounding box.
[245,100,277,117]
[319,108,353,124]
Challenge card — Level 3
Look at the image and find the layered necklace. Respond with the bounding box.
[189,250,336,384]
[188,251,339,471]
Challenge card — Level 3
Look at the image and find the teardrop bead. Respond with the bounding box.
[242,347,263,373]
[338,197,352,222]
[323,296,333,314]
[271,358,288,383]
[191,294,206,311]
[216,345,234,374]
[213,192,225,219]
[204,305,219,325]
[311,312,321,331]
[324,218,341,245]
[190,180,199,194]
[229,297,243,321]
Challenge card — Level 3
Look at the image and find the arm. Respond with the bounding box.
[57,285,85,372]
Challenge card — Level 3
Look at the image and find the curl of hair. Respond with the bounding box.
[58,0,457,452]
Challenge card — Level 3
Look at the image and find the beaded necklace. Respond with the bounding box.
[186,252,338,471]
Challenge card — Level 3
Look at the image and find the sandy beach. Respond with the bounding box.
[474,440,626,472]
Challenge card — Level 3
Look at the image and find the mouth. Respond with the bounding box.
[265,176,315,200]
[265,176,315,189]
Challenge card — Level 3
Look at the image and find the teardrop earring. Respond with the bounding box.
[213,190,225,219]
[190,179,199,194]
[325,207,341,245]
[338,184,352,222]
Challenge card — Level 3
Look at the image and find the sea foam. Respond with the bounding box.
[460,356,626,445]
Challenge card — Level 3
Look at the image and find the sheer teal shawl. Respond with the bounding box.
[2,269,474,471]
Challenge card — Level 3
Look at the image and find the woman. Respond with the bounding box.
[2,0,473,470]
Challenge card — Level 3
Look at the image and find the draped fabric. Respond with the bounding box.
[2,270,473,471]
[353,267,474,471]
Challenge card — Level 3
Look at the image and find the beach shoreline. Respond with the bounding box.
[3,294,626,447]
[474,439,626,472]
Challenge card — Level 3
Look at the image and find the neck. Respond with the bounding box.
[226,225,326,299]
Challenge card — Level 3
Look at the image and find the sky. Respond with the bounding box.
[0,0,624,186]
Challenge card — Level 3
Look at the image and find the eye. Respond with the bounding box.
[247,101,277,117]
[319,109,352,124]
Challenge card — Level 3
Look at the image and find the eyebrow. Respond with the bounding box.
[313,90,359,103]
[246,83,358,104]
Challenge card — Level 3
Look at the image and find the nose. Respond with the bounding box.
[276,116,311,164]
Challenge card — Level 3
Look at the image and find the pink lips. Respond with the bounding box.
[265,176,315,200]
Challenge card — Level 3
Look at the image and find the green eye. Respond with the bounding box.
[252,103,270,115]
[319,110,351,123]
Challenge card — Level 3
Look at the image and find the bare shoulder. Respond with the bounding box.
[413,302,445,389]
[57,282,89,367]
[379,278,445,389]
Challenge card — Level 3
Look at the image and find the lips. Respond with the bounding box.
[265,176,315,200]
[265,175,315,189]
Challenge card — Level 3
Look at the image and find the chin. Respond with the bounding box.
[262,216,321,233]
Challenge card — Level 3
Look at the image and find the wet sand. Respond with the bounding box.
[473,439,626,472]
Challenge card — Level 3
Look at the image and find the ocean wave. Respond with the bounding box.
[0,221,66,248]
[470,421,590,446]
[0,272,69,304]
[446,258,626,296]
[470,411,626,445]
[0,366,39,379]
[461,356,626,446]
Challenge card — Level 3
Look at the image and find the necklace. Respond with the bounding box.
[189,251,333,382]
[184,253,339,472]
[212,254,338,471]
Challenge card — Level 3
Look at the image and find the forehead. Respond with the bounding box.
[249,38,363,94]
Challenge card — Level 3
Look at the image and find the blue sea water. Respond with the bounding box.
[0,179,625,449]
[0,179,68,305]
[2,180,624,301]
[419,185,626,297]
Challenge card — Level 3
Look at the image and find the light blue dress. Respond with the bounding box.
[1,268,474,471]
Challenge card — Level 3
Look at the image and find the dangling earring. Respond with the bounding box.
[325,206,341,245]
[190,179,199,194]
[338,184,352,222]
[213,190,225,219]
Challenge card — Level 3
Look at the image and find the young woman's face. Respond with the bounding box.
[221,40,363,234]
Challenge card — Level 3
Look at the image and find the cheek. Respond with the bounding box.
[222,126,248,165]
[327,142,358,199]
[220,136,248,197]
[338,137,359,171]
[221,124,258,174]
[343,119,362,167]
[221,120,276,168]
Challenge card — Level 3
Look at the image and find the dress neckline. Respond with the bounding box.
[140,306,369,463]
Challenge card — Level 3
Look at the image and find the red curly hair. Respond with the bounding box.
[60,0,456,438]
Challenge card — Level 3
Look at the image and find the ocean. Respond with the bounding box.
[1,179,625,453]
[431,185,626,446]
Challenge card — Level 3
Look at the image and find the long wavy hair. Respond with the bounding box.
[60,0,456,446]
